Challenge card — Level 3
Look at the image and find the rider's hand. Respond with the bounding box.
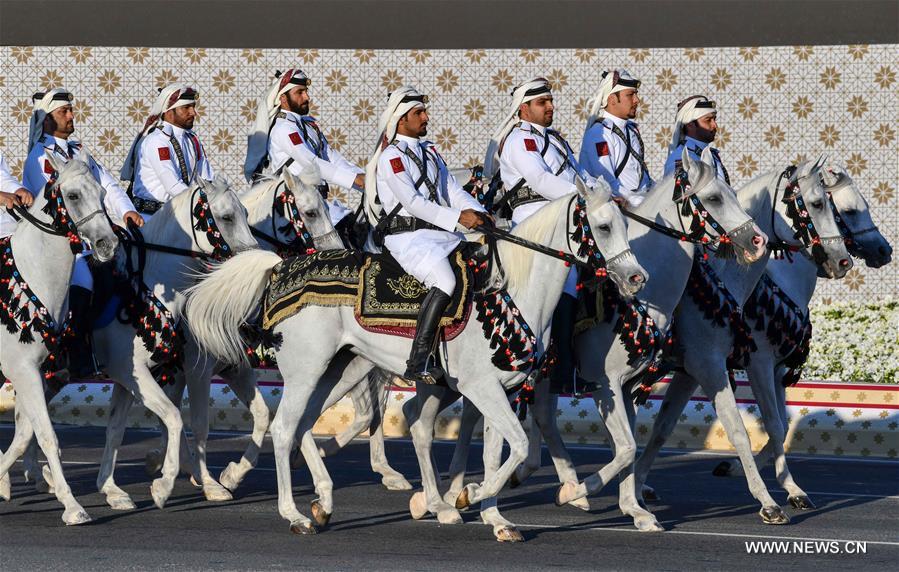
[458,209,487,230]
[0,192,15,209]
[352,174,366,190]
[611,195,629,209]
[123,210,144,227]
[14,188,33,207]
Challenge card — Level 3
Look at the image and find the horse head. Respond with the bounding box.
[773,155,852,278]
[681,146,768,264]
[577,178,647,297]
[44,151,119,262]
[194,176,259,258]
[282,163,343,251]
[822,164,892,268]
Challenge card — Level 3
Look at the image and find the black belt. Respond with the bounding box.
[383,215,442,235]
[506,186,546,211]
[133,196,164,214]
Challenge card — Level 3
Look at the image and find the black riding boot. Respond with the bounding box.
[403,287,452,385]
[549,293,597,394]
[67,285,100,378]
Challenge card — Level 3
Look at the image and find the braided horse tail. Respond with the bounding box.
[185,250,282,364]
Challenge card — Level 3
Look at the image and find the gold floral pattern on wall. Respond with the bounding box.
[1,44,895,303]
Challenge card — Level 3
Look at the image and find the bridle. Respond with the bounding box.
[249,179,339,256]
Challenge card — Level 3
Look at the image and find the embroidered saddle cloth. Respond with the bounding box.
[261,249,472,338]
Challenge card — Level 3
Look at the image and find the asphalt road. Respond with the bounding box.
[1,425,897,571]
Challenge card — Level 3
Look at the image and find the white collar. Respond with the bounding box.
[603,114,629,128]
[395,134,421,147]
[162,121,189,138]
[520,120,546,135]
[279,109,303,122]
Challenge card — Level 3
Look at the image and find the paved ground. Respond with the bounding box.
[1,425,897,571]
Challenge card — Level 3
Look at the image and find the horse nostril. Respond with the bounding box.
[839,258,850,268]
[752,235,765,246]
[95,239,108,250]
[630,273,644,284]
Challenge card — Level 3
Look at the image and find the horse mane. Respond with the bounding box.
[632,171,677,219]
[240,176,279,215]
[497,196,570,295]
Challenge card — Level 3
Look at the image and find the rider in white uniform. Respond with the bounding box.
[245,69,365,243]
[122,84,214,215]
[580,69,653,208]
[364,86,488,384]
[484,77,596,391]
[663,95,730,183]
[23,88,142,375]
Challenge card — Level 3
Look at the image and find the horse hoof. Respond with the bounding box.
[218,462,243,492]
[437,507,463,524]
[107,494,137,511]
[555,481,580,507]
[568,496,591,512]
[381,474,413,491]
[788,495,816,510]
[311,500,332,527]
[642,485,660,502]
[760,506,791,525]
[0,474,11,501]
[634,515,664,532]
[454,487,471,510]
[203,481,233,502]
[150,478,171,509]
[495,526,525,542]
[289,520,318,535]
[712,461,732,477]
[508,471,521,489]
[409,491,428,520]
[145,449,164,476]
[63,508,92,526]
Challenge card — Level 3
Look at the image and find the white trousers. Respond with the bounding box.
[423,260,456,297]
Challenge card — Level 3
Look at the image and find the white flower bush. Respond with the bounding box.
[806,301,898,383]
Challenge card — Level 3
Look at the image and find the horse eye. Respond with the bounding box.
[598,224,611,233]
[66,192,79,201]
[221,214,234,222]
[810,200,824,209]
[304,210,318,218]
[706,195,721,203]
[842,209,858,217]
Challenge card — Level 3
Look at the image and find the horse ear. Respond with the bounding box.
[681,146,699,176]
[590,177,612,203]
[44,152,64,174]
[282,168,299,189]
[298,162,322,189]
[700,145,715,167]
[813,153,828,172]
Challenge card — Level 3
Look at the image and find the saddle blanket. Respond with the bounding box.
[261,249,471,337]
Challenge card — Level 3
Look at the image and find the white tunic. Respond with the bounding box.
[132,121,215,202]
[499,120,594,225]
[377,134,485,286]
[22,133,136,225]
[664,136,729,183]
[0,150,25,239]
[580,114,653,207]
[268,111,362,224]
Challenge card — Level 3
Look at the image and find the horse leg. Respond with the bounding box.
[531,384,590,511]
[747,357,814,510]
[145,375,184,477]
[217,363,269,492]
[405,385,463,524]
[443,397,481,506]
[479,418,524,543]
[453,379,529,510]
[0,406,38,500]
[317,377,373,457]
[557,378,662,532]
[182,355,232,502]
[9,369,90,525]
[633,372,698,503]
[366,373,411,491]
[696,368,789,525]
[509,407,540,487]
[95,383,139,510]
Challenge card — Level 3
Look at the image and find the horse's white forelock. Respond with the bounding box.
[497,197,569,295]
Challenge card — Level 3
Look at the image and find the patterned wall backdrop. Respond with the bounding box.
[1,44,896,303]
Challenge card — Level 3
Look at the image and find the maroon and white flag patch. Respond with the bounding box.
[524,138,538,152]
[390,157,405,174]
[288,132,303,146]
[158,147,171,161]
[43,159,55,174]
[595,141,610,156]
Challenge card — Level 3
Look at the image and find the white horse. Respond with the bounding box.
[669,165,891,506]
[185,181,648,539]
[81,177,258,510]
[621,157,852,523]
[442,148,769,531]
[0,154,119,524]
